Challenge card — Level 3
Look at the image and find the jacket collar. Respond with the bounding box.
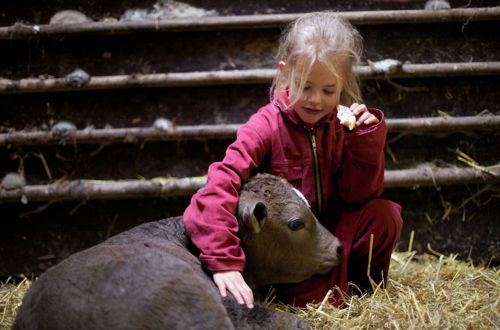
[272,90,336,130]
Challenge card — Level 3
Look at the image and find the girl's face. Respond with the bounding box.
[290,61,340,125]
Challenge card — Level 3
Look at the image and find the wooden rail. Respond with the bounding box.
[1,62,499,94]
[0,124,240,146]
[1,166,498,202]
[1,116,499,147]
[1,7,499,39]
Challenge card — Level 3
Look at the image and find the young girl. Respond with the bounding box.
[183,12,403,308]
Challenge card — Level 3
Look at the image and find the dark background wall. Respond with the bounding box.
[1,1,499,276]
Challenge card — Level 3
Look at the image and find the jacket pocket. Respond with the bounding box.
[268,163,303,190]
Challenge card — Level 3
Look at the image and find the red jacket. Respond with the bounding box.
[183,96,386,272]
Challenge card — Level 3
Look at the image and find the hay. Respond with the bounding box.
[278,251,500,329]
[1,252,498,329]
[0,277,31,330]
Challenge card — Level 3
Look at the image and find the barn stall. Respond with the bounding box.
[1,1,499,328]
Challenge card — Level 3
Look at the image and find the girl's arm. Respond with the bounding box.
[336,104,387,204]
[182,110,272,306]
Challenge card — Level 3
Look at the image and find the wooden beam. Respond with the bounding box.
[0,124,240,146]
[1,62,499,94]
[1,7,499,39]
[1,166,498,202]
[387,116,500,133]
[384,166,500,188]
[1,116,499,147]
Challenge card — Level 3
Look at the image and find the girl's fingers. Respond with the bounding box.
[214,271,254,308]
[352,104,367,116]
[239,281,254,308]
[363,115,380,126]
[356,111,373,126]
[230,277,254,308]
[226,281,245,306]
[348,103,380,127]
[213,276,227,298]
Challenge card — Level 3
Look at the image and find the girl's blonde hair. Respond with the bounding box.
[271,12,363,107]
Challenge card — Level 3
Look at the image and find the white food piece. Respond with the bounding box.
[337,105,356,130]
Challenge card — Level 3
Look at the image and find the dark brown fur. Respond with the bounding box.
[14,173,341,330]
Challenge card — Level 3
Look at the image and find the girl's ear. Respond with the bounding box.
[278,61,286,71]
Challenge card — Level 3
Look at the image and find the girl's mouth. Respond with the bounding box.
[303,107,321,114]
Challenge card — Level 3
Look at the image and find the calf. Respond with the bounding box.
[14,173,342,330]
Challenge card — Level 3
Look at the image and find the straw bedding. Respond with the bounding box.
[1,251,498,329]
[0,276,30,330]
[272,251,499,329]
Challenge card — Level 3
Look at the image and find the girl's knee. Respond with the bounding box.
[364,199,403,234]
[347,199,403,260]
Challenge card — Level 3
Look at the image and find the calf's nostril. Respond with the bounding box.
[337,244,344,256]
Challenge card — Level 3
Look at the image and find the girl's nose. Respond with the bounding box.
[306,90,321,106]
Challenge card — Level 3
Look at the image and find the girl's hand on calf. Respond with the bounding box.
[350,103,379,129]
[213,270,254,309]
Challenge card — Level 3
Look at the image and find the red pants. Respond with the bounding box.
[274,198,403,307]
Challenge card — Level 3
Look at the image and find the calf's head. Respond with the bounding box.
[237,173,342,286]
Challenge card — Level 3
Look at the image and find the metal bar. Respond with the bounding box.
[1,62,499,94]
[1,116,499,147]
[1,7,499,39]
[1,166,498,202]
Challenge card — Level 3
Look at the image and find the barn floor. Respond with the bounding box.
[2,250,498,329]
[1,2,499,329]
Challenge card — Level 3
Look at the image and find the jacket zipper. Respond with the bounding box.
[306,128,323,215]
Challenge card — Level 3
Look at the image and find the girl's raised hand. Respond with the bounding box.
[213,270,254,309]
[350,103,379,129]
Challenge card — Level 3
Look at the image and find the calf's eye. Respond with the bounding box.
[288,219,305,231]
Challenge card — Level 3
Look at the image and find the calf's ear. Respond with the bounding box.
[249,201,267,233]
[253,202,267,221]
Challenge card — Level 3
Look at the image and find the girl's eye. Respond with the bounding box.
[323,90,335,95]
[288,218,305,231]
[303,86,311,91]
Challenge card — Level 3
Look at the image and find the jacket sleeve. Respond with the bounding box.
[182,111,271,272]
[337,108,386,204]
